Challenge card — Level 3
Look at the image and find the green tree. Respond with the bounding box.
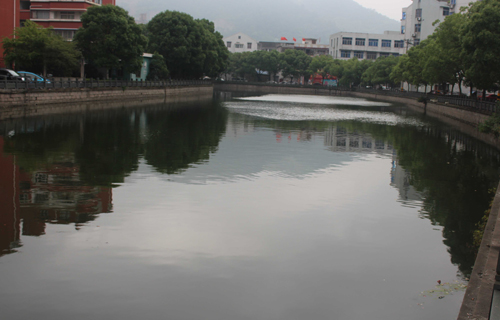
[340,58,372,87]
[2,20,80,77]
[362,56,399,87]
[196,19,229,77]
[390,54,410,86]
[147,53,169,80]
[74,5,147,79]
[308,55,334,80]
[430,13,467,94]
[147,11,228,79]
[280,49,312,81]
[461,0,500,94]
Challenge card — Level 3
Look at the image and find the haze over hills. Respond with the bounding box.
[117,0,401,44]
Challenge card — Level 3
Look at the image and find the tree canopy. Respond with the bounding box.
[2,20,80,77]
[146,11,229,79]
[74,5,147,78]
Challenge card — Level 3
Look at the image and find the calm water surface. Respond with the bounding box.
[0,93,499,320]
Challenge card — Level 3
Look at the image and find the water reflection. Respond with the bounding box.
[0,94,499,320]
[0,100,228,257]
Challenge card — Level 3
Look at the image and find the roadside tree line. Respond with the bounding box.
[227,0,500,95]
[225,48,400,88]
[2,6,229,80]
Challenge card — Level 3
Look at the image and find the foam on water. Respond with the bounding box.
[225,99,423,126]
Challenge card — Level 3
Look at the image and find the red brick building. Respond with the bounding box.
[0,0,116,68]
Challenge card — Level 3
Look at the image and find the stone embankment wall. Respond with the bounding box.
[0,85,213,120]
[214,83,343,96]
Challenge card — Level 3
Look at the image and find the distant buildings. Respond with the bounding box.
[224,33,328,57]
[329,31,405,60]
[223,32,259,53]
[0,0,116,68]
[401,0,478,49]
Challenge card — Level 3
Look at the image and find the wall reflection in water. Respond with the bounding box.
[0,100,228,258]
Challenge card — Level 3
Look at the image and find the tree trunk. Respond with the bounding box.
[43,62,47,78]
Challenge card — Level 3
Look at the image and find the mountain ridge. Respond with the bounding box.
[117,0,401,44]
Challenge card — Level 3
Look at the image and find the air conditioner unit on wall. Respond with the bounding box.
[412,34,416,37]
[417,17,421,21]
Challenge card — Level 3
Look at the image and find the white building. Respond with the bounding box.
[222,32,258,54]
[401,0,478,49]
[329,31,405,60]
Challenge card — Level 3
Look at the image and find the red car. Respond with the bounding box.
[485,94,499,102]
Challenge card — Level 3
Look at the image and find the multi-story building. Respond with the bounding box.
[0,0,116,67]
[279,38,329,56]
[329,31,405,60]
[401,0,478,49]
[223,32,258,54]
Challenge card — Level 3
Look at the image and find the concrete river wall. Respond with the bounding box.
[0,84,213,120]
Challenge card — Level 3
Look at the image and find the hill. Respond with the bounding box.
[117,0,401,44]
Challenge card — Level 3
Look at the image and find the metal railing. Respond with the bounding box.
[0,79,211,90]
[354,87,499,115]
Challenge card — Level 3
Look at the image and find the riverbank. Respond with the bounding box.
[0,84,213,120]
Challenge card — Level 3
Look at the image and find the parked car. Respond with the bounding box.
[17,71,51,84]
[0,68,25,82]
[485,93,499,102]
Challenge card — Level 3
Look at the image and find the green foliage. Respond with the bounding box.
[74,5,147,77]
[146,11,228,79]
[478,110,500,136]
[362,56,399,86]
[2,20,80,77]
[280,49,312,79]
[461,0,500,91]
[147,53,169,80]
[339,58,372,87]
[308,55,334,78]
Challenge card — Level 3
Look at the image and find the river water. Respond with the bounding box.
[0,92,499,320]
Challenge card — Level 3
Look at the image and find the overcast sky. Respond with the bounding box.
[353,0,412,20]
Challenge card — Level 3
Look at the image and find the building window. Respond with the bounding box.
[380,53,390,57]
[235,43,244,49]
[443,7,450,16]
[381,40,391,48]
[342,37,352,45]
[394,40,404,48]
[340,50,351,58]
[355,38,365,46]
[415,24,421,32]
[227,41,231,48]
[32,10,50,19]
[20,1,30,10]
[402,12,406,20]
[414,38,420,46]
[60,11,75,19]
[416,8,422,18]
[368,39,378,47]
[354,51,364,59]
[392,53,400,57]
[247,43,252,49]
[450,0,456,4]
[401,26,406,34]
[20,20,27,27]
[54,30,76,40]
[367,52,377,60]
[238,36,241,39]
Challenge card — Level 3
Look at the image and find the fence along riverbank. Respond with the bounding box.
[0,80,212,112]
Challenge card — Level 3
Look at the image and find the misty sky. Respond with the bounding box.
[353,0,412,20]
